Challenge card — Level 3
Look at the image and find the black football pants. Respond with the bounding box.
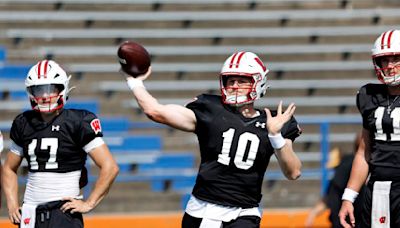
[33,200,83,228]
[358,180,400,228]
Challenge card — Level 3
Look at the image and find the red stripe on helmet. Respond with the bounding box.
[235,52,246,68]
[387,30,395,49]
[37,61,42,79]
[229,52,239,68]
[254,57,266,72]
[381,31,388,49]
[43,60,49,78]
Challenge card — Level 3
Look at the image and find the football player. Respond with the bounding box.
[339,29,400,228]
[1,60,119,228]
[124,51,302,228]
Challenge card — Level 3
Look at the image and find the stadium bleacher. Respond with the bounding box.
[0,0,399,226]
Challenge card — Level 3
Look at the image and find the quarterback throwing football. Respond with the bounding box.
[124,51,302,228]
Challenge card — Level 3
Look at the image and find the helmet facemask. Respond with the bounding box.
[373,54,400,86]
[220,73,262,106]
[219,52,269,106]
[27,84,65,112]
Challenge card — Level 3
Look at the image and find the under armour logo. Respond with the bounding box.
[52,125,60,131]
[379,216,386,224]
[255,122,266,128]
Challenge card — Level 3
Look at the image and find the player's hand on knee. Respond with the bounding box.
[8,205,21,224]
[61,197,94,214]
[338,201,355,228]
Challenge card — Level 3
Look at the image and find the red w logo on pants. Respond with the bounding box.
[379,216,386,224]
[24,218,31,225]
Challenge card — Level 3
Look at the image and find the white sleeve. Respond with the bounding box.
[83,137,105,153]
[0,131,3,153]
[10,141,23,157]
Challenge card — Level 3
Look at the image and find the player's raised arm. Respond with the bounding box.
[265,102,302,180]
[117,41,196,132]
[124,68,196,132]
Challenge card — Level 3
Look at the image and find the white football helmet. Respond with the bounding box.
[25,60,71,112]
[220,51,269,106]
[372,29,400,86]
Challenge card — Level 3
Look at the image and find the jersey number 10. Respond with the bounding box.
[217,128,260,170]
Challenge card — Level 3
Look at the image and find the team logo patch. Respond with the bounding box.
[90,119,102,134]
[24,218,31,225]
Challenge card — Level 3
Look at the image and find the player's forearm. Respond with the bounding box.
[85,163,119,210]
[346,152,369,192]
[276,140,302,180]
[2,167,19,209]
[346,129,369,192]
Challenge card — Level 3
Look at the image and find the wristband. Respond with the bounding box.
[268,133,286,149]
[0,132,3,153]
[126,78,145,91]
[342,188,359,203]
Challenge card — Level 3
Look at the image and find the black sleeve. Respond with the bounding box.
[281,116,302,142]
[186,94,206,112]
[186,94,214,133]
[356,85,369,129]
[9,114,24,147]
[357,83,387,130]
[78,111,104,147]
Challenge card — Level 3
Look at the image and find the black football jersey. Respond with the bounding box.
[10,109,103,173]
[357,83,400,180]
[186,94,301,208]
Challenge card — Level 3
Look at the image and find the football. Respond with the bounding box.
[117,41,151,77]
